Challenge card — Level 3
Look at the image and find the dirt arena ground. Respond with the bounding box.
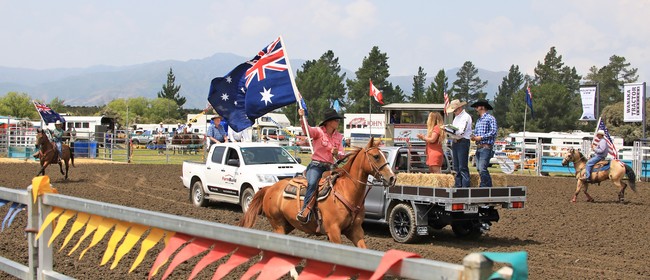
[0,159,648,279]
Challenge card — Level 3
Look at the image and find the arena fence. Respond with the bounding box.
[0,182,518,280]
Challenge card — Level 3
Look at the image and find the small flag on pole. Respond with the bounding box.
[369,80,384,104]
[444,91,450,114]
[525,85,534,118]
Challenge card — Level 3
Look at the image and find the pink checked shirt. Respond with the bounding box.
[302,125,344,163]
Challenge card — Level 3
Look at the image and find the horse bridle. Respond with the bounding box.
[564,149,585,177]
[337,146,390,185]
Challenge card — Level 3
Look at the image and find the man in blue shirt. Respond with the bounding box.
[470,100,498,188]
[207,115,228,148]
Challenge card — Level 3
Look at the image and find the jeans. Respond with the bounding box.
[475,147,495,188]
[55,142,62,156]
[452,139,470,188]
[301,161,329,211]
[585,155,604,178]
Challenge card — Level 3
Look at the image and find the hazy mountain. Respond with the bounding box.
[0,54,507,108]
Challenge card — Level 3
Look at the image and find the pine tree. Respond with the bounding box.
[584,55,638,114]
[345,46,399,113]
[450,61,487,105]
[426,69,448,103]
[493,65,524,129]
[410,67,427,103]
[157,68,186,108]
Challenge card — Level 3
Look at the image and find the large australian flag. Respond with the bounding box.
[208,37,297,132]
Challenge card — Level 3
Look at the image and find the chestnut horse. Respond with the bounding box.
[240,138,396,248]
[35,129,75,180]
[561,148,636,203]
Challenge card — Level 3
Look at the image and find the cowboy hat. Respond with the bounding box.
[211,114,222,120]
[159,122,164,125]
[54,120,62,125]
[319,109,344,126]
[470,100,494,110]
[446,99,467,113]
[596,130,605,136]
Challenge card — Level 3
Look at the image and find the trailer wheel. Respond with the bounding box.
[389,203,418,243]
[451,221,482,239]
[240,187,255,213]
[191,180,208,207]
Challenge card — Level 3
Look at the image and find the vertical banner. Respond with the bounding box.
[623,83,646,122]
[579,86,597,121]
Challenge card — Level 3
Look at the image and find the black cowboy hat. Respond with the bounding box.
[470,100,493,110]
[319,109,344,126]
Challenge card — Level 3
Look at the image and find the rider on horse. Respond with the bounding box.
[581,130,609,182]
[296,108,345,224]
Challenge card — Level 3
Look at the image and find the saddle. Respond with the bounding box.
[283,171,339,201]
[592,159,611,172]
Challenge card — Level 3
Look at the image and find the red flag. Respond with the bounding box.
[369,80,384,104]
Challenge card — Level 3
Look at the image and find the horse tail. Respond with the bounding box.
[239,187,268,228]
[625,164,637,193]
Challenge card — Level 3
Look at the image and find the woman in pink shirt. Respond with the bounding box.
[296,108,345,223]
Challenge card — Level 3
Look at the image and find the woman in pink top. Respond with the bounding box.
[296,108,345,223]
[417,112,446,173]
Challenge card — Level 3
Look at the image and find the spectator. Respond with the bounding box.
[207,115,228,147]
[470,100,498,188]
[446,99,472,188]
[417,112,446,173]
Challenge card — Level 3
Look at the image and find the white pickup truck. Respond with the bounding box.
[181,142,306,212]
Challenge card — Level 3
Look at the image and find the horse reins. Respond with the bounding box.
[334,146,390,220]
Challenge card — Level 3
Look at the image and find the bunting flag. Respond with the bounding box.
[208,36,298,132]
[33,101,66,124]
[369,79,384,104]
[525,85,534,118]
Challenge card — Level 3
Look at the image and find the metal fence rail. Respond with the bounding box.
[0,185,503,280]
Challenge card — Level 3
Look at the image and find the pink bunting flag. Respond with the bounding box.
[160,237,215,280]
[148,233,193,280]
[188,242,238,280]
[211,246,260,279]
[369,249,421,280]
[298,260,335,280]
[255,253,301,280]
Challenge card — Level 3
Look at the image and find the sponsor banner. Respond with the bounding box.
[579,86,597,121]
[623,83,646,122]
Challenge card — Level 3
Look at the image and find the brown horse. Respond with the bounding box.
[239,138,396,248]
[35,129,75,180]
[561,148,636,203]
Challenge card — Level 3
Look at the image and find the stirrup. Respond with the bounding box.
[296,211,310,224]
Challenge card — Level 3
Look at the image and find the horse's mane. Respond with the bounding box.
[336,147,362,172]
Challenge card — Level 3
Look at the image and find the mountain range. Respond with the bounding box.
[0,54,507,109]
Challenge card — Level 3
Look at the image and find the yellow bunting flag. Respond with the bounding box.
[80,218,117,260]
[69,215,104,255]
[130,228,166,273]
[60,212,90,252]
[35,207,64,241]
[49,210,77,247]
[111,224,149,269]
[31,175,58,204]
[101,221,131,266]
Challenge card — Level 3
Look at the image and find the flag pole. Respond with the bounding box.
[369,79,372,138]
[279,36,313,154]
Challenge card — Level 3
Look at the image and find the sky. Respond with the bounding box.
[1,0,649,84]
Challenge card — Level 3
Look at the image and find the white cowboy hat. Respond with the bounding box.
[596,130,605,135]
[54,120,62,125]
[446,99,467,113]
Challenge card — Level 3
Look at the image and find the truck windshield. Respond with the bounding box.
[240,147,298,165]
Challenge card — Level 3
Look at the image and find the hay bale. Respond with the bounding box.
[397,172,508,188]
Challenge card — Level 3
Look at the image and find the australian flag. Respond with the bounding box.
[33,101,65,124]
[208,37,297,132]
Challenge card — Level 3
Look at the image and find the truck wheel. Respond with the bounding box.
[240,187,255,213]
[388,203,418,243]
[451,221,482,239]
[191,180,208,207]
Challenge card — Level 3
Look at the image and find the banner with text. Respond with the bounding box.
[623,83,646,122]
[579,86,597,121]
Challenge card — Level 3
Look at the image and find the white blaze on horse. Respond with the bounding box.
[239,138,396,248]
[561,148,636,203]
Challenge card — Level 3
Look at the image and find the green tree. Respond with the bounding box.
[157,68,186,108]
[601,101,649,145]
[426,69,448,104]
[148,98,181,123]
[48,97,66,113]
[292,50,347,125]
[493,65,524,129]
[584,55,638,114]
[409,67,427,103]
[450,61,487,105]
[0,92,37,119]
[346,46,398,113]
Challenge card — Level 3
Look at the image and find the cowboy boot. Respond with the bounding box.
[296,195,317,224]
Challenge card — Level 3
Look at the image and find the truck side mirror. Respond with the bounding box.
[295,157,302,164]
[227,158,240,167]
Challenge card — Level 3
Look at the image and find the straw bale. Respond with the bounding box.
[396,172,507,188]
